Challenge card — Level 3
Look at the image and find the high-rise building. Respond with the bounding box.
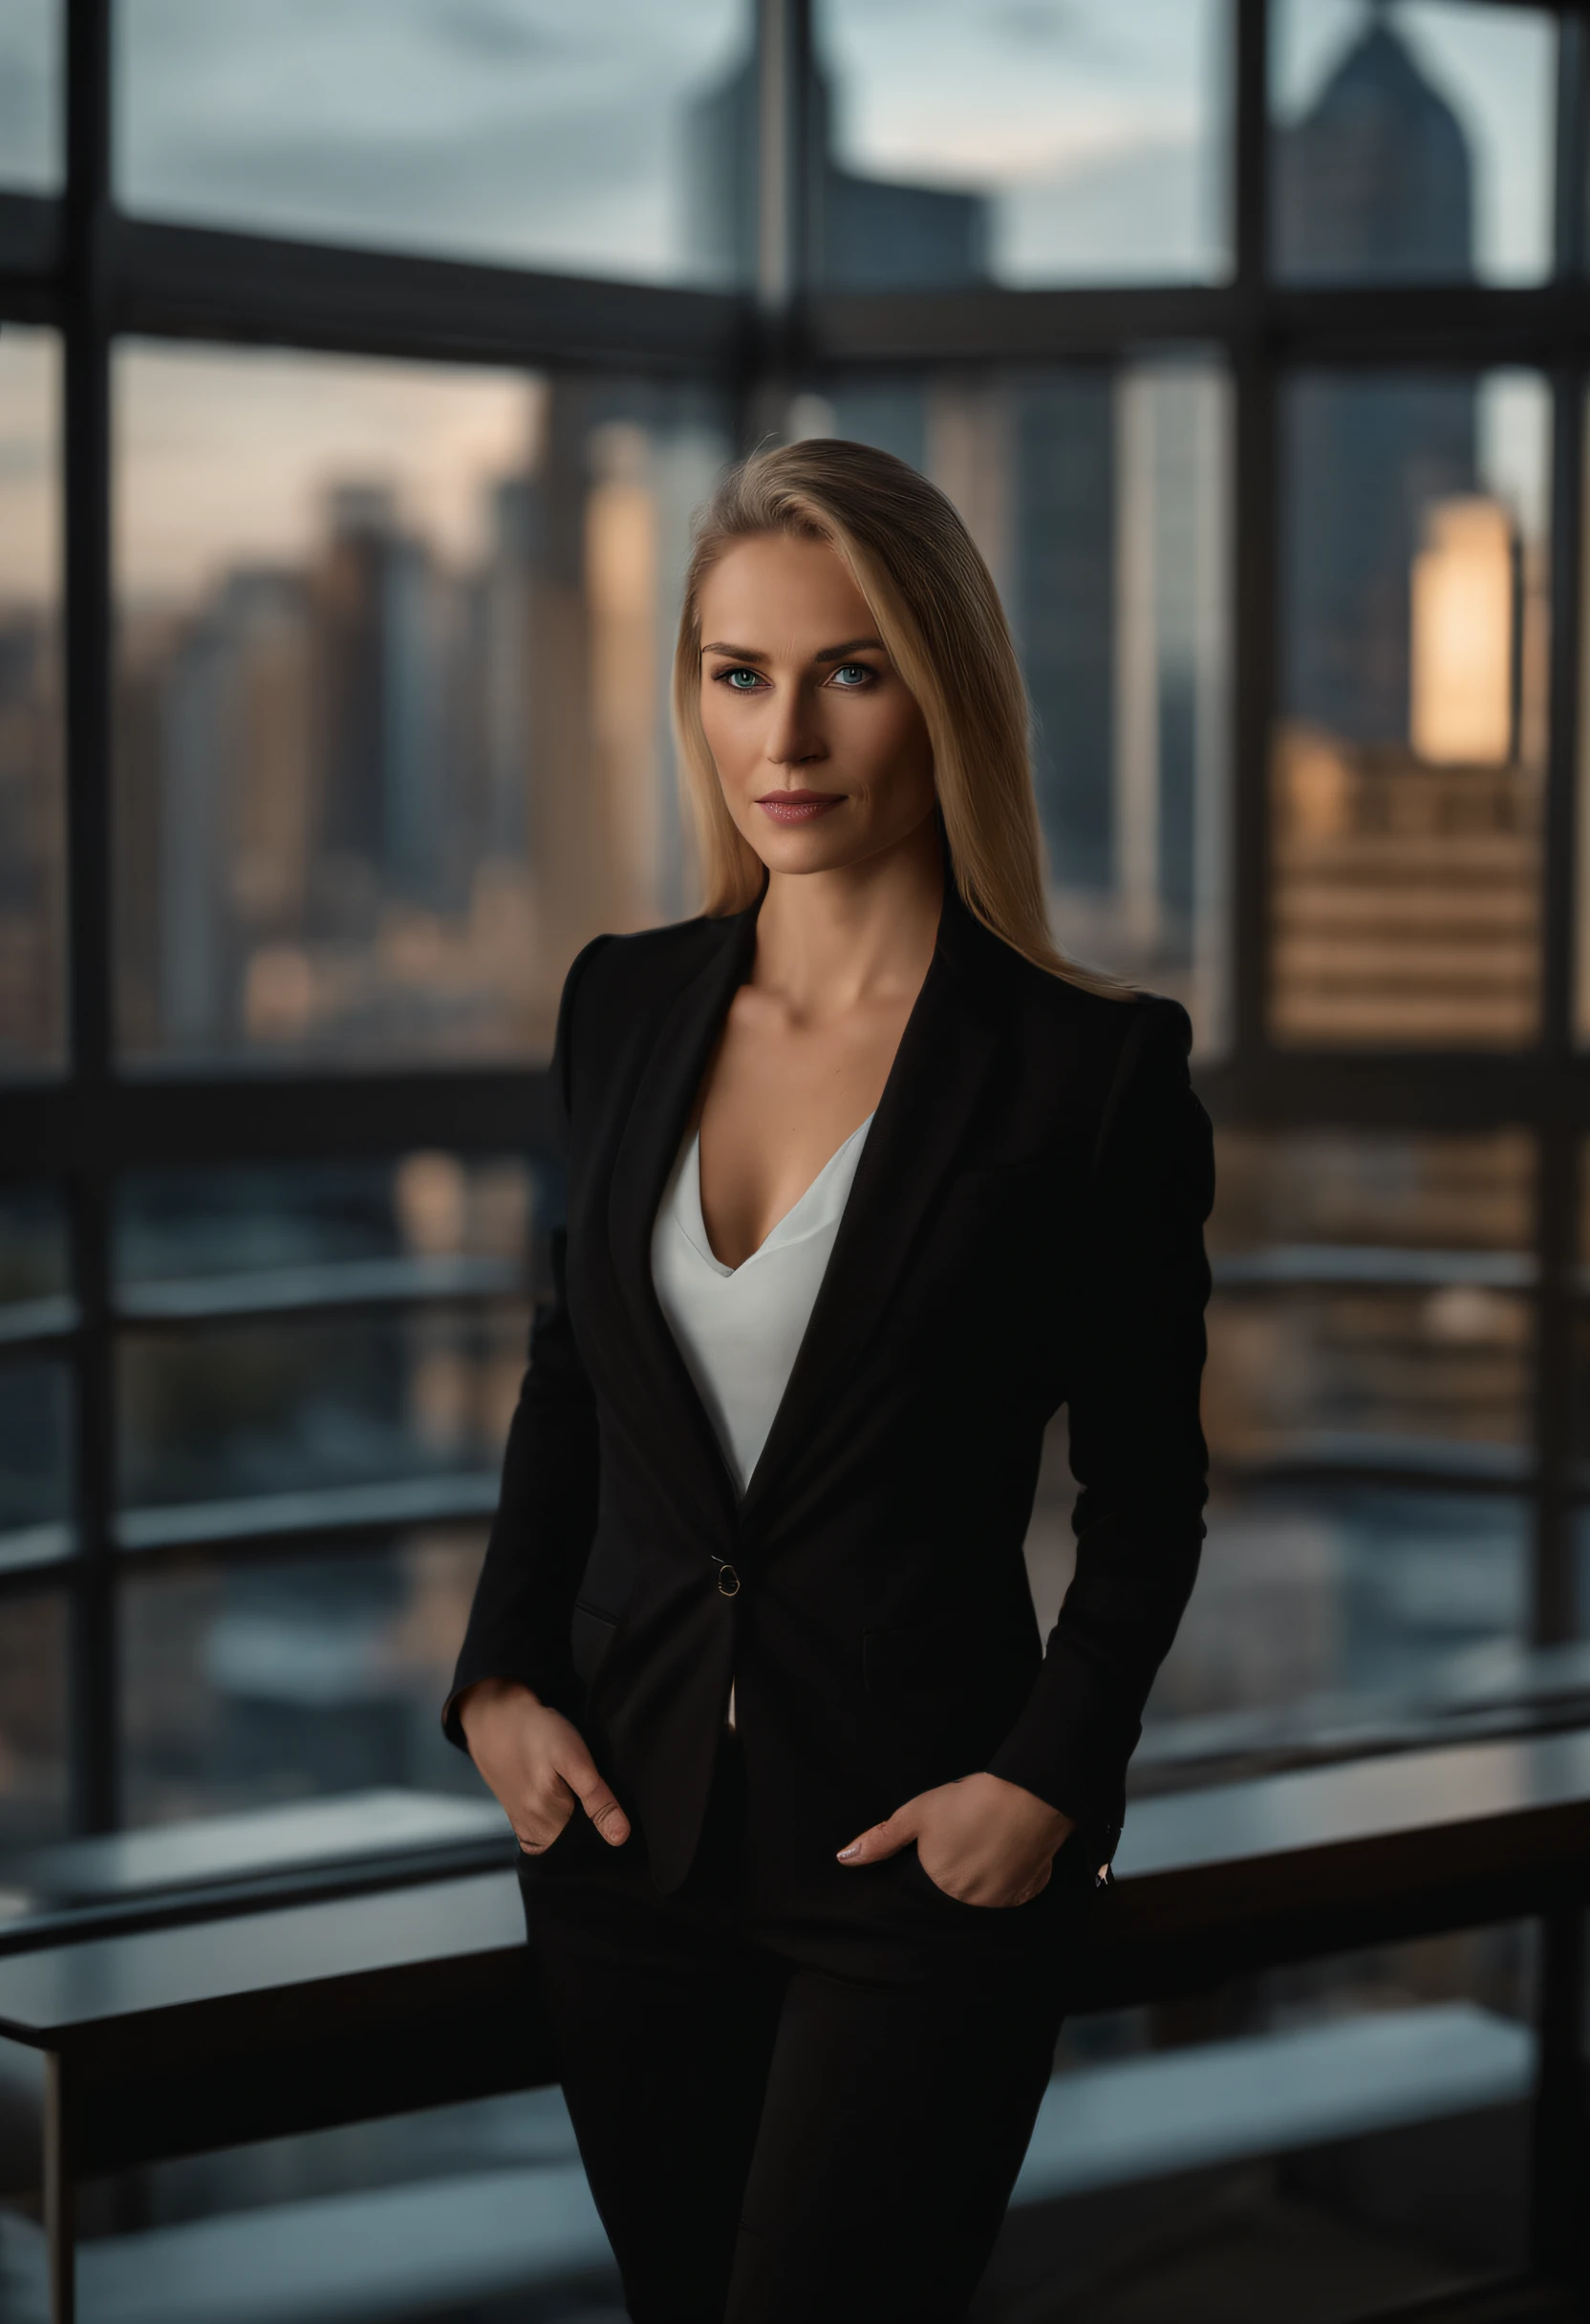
[313,484,446,910]
[1268,11,1540,1046]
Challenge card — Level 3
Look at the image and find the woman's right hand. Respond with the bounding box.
[456,1677,631,1854]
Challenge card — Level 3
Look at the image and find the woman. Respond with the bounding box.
[442,438,1214,2323]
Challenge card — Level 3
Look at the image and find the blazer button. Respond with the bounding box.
[714,1560,741,1597]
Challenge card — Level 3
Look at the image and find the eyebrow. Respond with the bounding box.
[699,635,887,664]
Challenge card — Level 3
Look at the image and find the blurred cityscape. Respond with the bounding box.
[0,8,1564,1852]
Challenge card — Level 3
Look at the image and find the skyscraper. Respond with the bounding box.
[1276,10,1478,745]
[1268,8,1540,1046]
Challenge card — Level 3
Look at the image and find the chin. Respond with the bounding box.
[749,831,870,878]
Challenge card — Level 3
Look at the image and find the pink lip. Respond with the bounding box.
[756,791,844,824]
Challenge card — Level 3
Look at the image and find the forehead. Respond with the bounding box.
[698,532,873,643]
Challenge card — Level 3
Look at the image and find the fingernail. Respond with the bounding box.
[837,1842,861,1861]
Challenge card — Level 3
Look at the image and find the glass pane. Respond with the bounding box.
[814,0,1231,288]
[117,0,750,286]
[1213,1126,1536,1257]
[0,0,61,194]
[115,342,730,1065]
[1050,1925,1533,2299]
[0,324,64,1075]
[1271,1,1555,287]
[1273,370,1547,1044]
[119,1530,489,1825]
[807,364,1231,1045]
[0,1182,69,1311]
[0,1590,68,1863]
[1207,1129,1536,1471]
[1206,1287,1533,1468]
[1027,1130,1536,1766]
[118,1305,527,1524]
[0,1359,71,1564]
[116,1155,532,1312]
[1149,1485,1530,1751]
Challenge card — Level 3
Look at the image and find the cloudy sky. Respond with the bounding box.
[0,1,1562,612]
[114,0,746,284]
[2,1,1558,287]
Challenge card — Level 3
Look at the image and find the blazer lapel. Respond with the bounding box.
[737,879,1005,1538]
[604,900,762,1539]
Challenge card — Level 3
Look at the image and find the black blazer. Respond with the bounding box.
[442,877,1214,1898]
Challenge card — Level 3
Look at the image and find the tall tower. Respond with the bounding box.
[1276,9,1477,742]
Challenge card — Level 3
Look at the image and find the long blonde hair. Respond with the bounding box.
[670,436,1128,996]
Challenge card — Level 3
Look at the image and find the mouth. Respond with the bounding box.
[755,790,845,825]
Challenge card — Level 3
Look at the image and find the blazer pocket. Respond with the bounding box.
[570,1600,619,1689]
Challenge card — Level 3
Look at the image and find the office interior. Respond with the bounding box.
[6,1,1590,2318]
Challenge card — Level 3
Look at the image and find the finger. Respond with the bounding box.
[561,1748,632,1845]
[837,1807,916,1864]
[512,1804,571,1856]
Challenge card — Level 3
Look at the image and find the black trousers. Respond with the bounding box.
[522,1730,1091,2324]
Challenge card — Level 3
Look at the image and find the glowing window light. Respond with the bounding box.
[1409,496,1515,766]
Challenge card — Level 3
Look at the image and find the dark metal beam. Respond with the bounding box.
[1533,11,1590,1650]
[0,282,61,327]
[2,1068,556,1178]
[1193,1053,1590,1131]
[114,217,745,377]
[806,282,1590,372]
[61,0,117,1837]
[17,1054,1590,1178]
[0,191,61,274]
[1228,0,1273,1066]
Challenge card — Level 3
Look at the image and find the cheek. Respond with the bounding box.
[860,700,935,794]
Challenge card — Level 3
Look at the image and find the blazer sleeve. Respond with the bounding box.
[439,936,611,1752]
[984,994,1214,1858]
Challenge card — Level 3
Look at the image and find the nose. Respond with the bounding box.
[763,681,826,772]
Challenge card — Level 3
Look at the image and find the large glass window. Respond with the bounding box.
[1272,370,1548,1045]
[813,361,1232,1045]
[1271,1,1557,287]
[13,0,1590,2115]
[814,0,1232,288]
[0,325,63,1077]
[114,343,728,1065]
[115,0,751,286]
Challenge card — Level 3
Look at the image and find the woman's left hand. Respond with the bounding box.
[836,1774,1075,1906]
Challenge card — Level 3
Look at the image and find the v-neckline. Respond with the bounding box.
[686,1112,875,1278]
[605,867,1005,1536]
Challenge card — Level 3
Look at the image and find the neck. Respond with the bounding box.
[750,813,945,1022]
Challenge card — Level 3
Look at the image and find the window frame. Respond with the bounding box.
[3,0,1588,1835]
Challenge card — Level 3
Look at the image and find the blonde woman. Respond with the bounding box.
[443,439,1214,2323]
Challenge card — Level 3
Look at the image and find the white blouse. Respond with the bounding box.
[651,1113,874,1726]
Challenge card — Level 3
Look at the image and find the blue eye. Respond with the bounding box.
[719,667,763,691]
[829,663,872,688]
